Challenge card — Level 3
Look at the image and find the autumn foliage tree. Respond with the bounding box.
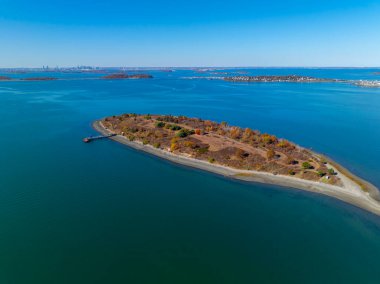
[230,127,242,139]
[276,139,295,150]
[261,134,277,144]
[170,137,179,152]
[242,128,254,142]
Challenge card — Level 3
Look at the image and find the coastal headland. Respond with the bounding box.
[93,114,380,216]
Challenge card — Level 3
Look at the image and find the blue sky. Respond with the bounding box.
[1,0,379,67]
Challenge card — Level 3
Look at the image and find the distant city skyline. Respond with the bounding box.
[1,0,380,67]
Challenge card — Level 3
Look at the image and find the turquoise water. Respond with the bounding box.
[1,68,380,283]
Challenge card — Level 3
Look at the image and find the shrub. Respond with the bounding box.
[171,137,179,144]
[144,114,151,120]
[286,156,298,165]
[184,141,195,148]
[142,139,149,145]
[128,135,135,141]
[261,133,277,144]
[288,170,296,175]
[128,127,138,133]
[328,168,336,175]
[154,130,164,138]
[317,171,326,177]
[176,128,195,138]
[197,146,209,154]
[302,162,313,169]
[217,129,226,136]
[276,140,293,148]
[242,128,254,141]
[157,115,176,123]
[230,127,241,139]
[208,157,215,163]
[169,124,182,131]
[155,121,165,128]
[194,129,202,135]
[170,143,178,152]
[153,142,161,148]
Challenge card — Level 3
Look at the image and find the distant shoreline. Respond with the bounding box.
[1,73,379,87]
[182,75,380,88]
[93,120,380,216]
[0,73,153,82]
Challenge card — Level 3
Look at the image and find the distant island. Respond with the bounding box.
[102,73,153,79]
[21,77,57,81]
[224,75,339,83]
[0,76,57,81]
[354,80,380,88]
[184,75,380,88]
[93,114,380,216]
[0,73,153,82]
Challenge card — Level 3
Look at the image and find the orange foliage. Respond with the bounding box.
[276,140,295,149]
[230,127,242,139]
[242,128,254,141]
[170,143,178,152]
[267,149,275,160]
[217,129,226,136]
[171,137,179,144]
[261,133,277,144]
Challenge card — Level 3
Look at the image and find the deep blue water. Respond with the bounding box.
[1,68,380,283]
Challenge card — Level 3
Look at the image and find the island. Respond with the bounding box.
[186,74,380,88]
[354,80,380,88]
[224,75,338,83]
[102,73,153,79]
[93,114,380,216]
[21,77,57,81]
[0,76,11,81]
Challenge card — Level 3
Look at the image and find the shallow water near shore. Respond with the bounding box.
[1,68,380,283]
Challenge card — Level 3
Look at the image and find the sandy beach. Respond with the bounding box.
[93,120,380,216]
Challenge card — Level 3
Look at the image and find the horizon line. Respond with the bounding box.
[1,66,380,69]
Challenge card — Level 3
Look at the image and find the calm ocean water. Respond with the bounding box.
[1,68,380,283]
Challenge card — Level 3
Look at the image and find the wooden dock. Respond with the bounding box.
[83,134,116,143]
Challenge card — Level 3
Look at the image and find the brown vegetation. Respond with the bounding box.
[102,114,341,185]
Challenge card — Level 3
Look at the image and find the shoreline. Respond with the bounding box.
[93,120,380,216]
